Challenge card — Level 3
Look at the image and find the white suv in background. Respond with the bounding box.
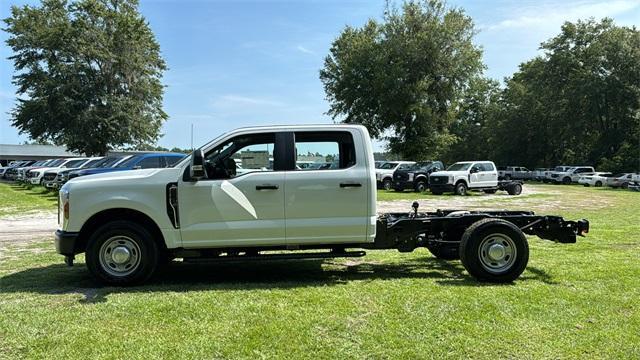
[375,161,415,190]
[27,158,90,185]
[549,166,595,184]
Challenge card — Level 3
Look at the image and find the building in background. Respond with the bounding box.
[0,144,79,166]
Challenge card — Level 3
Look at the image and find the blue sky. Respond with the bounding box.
[1,0,639,150]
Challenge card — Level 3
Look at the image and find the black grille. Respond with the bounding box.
[43,173,57,181]
[394,172,409,181]
[430,175,448,184]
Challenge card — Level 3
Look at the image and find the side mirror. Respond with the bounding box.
[470,167,479,174]
[190,149,206,180]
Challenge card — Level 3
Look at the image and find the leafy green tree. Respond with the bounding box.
[492,19,640,172]
[320,0,483,160]
[4,0,167,155]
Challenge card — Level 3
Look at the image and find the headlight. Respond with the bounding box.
[59,188,70,221]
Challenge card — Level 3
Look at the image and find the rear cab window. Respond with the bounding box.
[293,131,356,171]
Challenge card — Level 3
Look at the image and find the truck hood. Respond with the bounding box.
[68,168,165,184]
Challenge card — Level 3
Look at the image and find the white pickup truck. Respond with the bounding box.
[429,161,523,196]
[55,125,588,285]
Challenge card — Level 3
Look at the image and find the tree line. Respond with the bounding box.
[321,1,640,172]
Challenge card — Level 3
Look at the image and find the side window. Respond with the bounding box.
[480,163,495,172]
[398,163,412,170]
[164,156,182,167]
[137,156,161,169]
[205,133,276,179]
[294,131,356,170]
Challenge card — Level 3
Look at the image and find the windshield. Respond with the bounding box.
[63,159,87,168]
[81,158,103,168]
[447,163,472,171]
[91,157,122,168]
[380,162,398,170]
[116,155,143,168]
[554,166,567,171]
[411,161,433,170]
[47,159,65,167]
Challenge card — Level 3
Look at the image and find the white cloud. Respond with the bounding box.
[211,95,285,108]
[486,0,640,31]
[296,45,315,55]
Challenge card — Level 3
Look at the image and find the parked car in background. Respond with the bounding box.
[43,157,104,189]
[498,166,533,180]
[17,159,61,182]
[0,160,34,179]
[375,161,415,190]
[549,166,595,184]
[577,172,613,187]
[545,166,573,183]
[429,161,523,196]
[533,168,552,181]
[607,173,640,189]
[68,153,186,179]
[392,161,444,192]
[26,158,90,185]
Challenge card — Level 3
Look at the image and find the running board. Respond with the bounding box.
[182,250,367,263]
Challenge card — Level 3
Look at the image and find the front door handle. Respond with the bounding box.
[256,184,279,190]
[340,182,362,188]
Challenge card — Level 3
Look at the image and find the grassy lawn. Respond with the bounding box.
[1,184,639,358]
[0,182,57,217]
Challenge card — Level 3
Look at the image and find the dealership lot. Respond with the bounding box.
[0,183,638,358]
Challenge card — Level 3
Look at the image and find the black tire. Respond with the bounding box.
[622,182,629,189]
[459,218,529,282]
[382,179,393,191]
[86,220,160,286]
[595,181,602,187]
[426,245,459,260]
[483,189,497,194]
[507,183,522,196]
[455,182,467,196]
[415,180,427,193]
[562,177,571,185]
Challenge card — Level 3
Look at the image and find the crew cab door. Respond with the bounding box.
[285,130,370,245]
[178,132,286,248]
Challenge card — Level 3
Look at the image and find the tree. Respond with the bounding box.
[320,0,484,160]
[492,19,640,171]
[4,0,167,155]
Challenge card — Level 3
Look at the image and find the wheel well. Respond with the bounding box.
[77,208,167,254]
[415,176,427,183]
[382,176,392,182]
[455,179,467,186]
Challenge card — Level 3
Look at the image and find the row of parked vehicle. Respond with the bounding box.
[375,160,524,196]
[499,165,640,189]
[0,152,186,189]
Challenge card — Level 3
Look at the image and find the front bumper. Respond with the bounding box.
[44,180,60,189]
[429,184,455,193]
[29,177,41,185]
[55,230,80,256]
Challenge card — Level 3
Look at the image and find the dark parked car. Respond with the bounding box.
[68,153,186,180]
[393,161,445,192]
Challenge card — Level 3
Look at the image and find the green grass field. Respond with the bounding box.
[0,183,639,358]
[0,182,58,217]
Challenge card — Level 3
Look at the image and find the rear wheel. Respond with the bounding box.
[455,182,468,196]
[86,220,159,286]
[622,182,629,189]
[459,218,529,282]
[382,179,393,191]
[595,181,602,187]
[507,183,522,196]
[562,177,571,184]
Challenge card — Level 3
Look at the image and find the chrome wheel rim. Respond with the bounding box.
[478,233,517,274]
[99,236,141,277]
[384,180,392,190]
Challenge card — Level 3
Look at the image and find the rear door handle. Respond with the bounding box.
[256,184,279,190]
[340,182,362,188]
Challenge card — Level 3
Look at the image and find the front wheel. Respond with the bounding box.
[459,218,529,282]
[455,182,468,196]
[595,181,602,187]
[86,220,160,286]
[382,179,393,191]
[415,180,427,193]
[562,177,571,185]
